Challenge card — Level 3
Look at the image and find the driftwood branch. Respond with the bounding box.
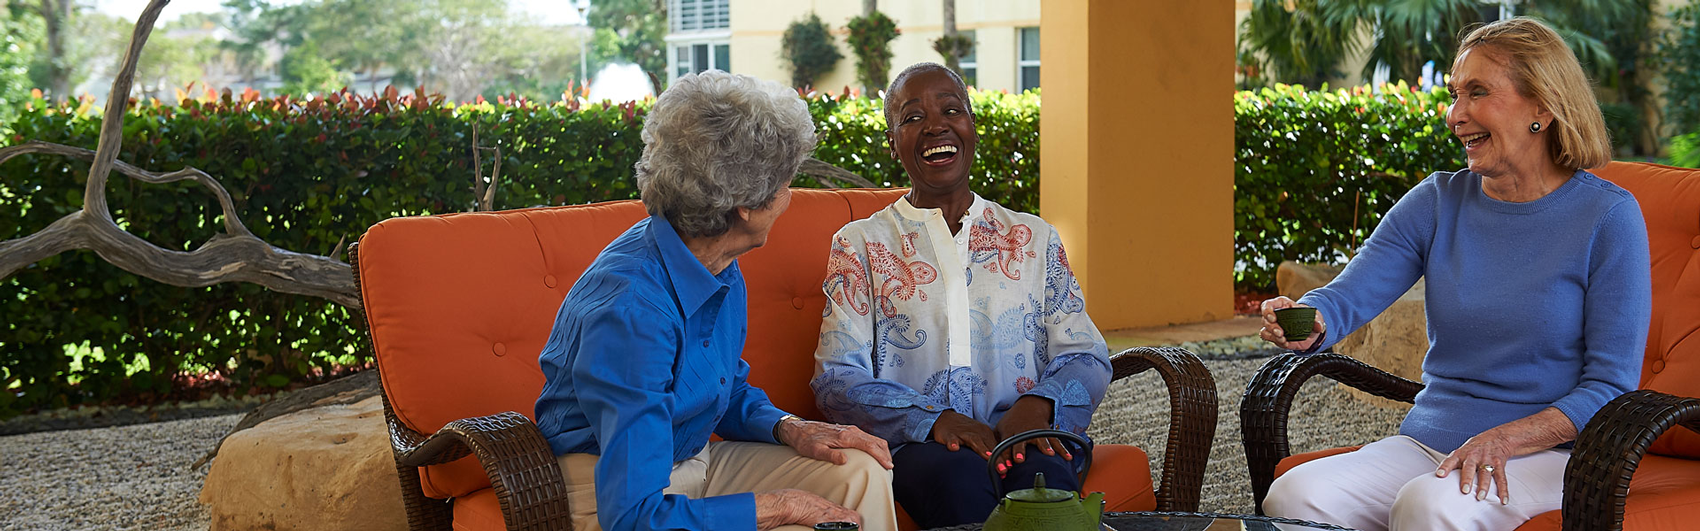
[470,124,501,212]
[799,157,876,188]
[0,0,360,309]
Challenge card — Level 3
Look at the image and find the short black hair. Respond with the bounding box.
[881,62,972,133]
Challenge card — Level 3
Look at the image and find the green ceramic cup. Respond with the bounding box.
[1274,307,1318,342]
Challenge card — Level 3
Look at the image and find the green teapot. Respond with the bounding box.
[982,429,1105,531]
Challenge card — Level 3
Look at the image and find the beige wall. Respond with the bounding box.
[1041,0,1235,329]
[723,0,1040,93]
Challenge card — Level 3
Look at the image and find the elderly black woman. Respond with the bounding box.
[810,62,1114,528]
[533,71,899,531]
[1257,18,1652,531]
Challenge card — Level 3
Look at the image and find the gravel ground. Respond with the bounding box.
[0,413,240,531]
[0,339,1412,528]
[1087,357,1412,514]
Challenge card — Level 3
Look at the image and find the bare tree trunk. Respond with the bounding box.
[941,0,959,74]
[38,0,72,101]
[863,0,876,16]
[0,0,362,309]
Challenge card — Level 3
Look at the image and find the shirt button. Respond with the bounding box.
[720,377,727,384]
[702,340,710,347]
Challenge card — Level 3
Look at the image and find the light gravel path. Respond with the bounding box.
[1,413,240,531]
[0,356,1410,529]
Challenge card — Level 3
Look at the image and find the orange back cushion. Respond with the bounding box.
[357,188,905,499]
[1593,162,1700,459]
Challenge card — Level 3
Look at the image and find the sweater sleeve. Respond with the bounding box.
[1297,176,1437,351]
[1550,198,1651,431]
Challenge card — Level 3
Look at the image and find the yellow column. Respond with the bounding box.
[1040,0,1234,329]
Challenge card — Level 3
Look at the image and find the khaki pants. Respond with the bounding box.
[559,441,897,531]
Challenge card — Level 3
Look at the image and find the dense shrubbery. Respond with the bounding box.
[0,86,1040,417]
[1235,82,1461,291]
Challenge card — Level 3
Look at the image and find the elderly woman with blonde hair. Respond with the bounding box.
[1257,17,1651,531]
[533,71,898,531]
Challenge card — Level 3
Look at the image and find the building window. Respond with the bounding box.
[958,30,978,87]
[673,42,732,79]
[672,0,730,32]
[1018,27,1040,92]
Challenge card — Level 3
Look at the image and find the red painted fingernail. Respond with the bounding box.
[997,463,1006,472]
[1016,453,1024,461]
[984,451,992,457]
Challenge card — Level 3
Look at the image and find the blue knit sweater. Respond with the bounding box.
[1298,169,1651,453]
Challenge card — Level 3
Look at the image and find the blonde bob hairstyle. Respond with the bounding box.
[1455,17,1611,170]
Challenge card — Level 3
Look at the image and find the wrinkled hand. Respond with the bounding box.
[777,419,894,469]
[991,396,1071,477]
[930,409,998,461]
[1435,408,1578,504]
[754,489,859,531]
[1258,296,1325,351]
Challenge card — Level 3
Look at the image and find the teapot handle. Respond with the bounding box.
[986,428,1093,492]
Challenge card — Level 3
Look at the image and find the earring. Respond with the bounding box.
[1530,121,1542,133]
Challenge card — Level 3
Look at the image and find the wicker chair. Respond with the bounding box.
[1239,161,1700,531]
[350,188,1221,531]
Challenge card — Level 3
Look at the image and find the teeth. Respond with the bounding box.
[1461,133,1489,143]
[923,145,958,157]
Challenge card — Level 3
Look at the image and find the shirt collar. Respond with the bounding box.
[893,192,987,227]
[646,214,734,315]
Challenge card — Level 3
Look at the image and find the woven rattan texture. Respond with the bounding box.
[1110,347,1218,512]
[1561,389,1700,531]
[355,242,575,531]
[1238,353,1422,513]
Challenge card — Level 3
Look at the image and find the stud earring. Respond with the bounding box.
[1530,121,1542,133]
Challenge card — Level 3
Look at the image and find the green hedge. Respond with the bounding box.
[0,87,1040,417]
[1234,82,1461,291]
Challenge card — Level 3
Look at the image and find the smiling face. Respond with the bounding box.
[886,68,977,196]
[1446,47,1555,179]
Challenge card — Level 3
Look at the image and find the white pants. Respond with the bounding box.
[1263,435,1569,531]
[559,441,897,531]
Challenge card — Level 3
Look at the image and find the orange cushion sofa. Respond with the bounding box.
[353,188,1218,531]
[1240,161,1700,531]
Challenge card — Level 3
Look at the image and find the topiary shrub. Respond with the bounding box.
[781,13,843,89]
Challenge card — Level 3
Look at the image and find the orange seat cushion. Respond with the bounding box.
[1273,445,1364,479]
[1086,444,1158,512]
[450,487,503,531]
[1512,454,1700,531]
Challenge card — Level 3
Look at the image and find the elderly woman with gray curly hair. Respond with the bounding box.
[533,71,899,531]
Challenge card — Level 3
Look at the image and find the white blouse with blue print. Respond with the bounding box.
[811,193,1113,448]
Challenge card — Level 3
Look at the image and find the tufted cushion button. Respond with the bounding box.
[493,342,507,357]
[1691,235,1700,249]
[544,275,559,288]
[1651,358,1665,373]
[791,297,804,309]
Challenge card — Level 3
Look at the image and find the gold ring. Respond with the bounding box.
[1481,464,1496,473]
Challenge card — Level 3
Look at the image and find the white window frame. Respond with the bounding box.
[670,0,730,33]
[1018,26,1040,92]
[665,34,732,84]
[958,30,978,88]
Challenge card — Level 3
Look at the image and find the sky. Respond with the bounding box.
[90,0,588,25]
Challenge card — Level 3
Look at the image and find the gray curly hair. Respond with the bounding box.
[635,71,817,238]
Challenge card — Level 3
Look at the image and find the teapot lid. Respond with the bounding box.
[1004,472,1076,503]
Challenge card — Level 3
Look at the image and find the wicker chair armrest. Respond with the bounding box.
[1109,346,1218,512]
[1561,389,1700,531]
[1240,352,1423,514]
[386,408,573,531]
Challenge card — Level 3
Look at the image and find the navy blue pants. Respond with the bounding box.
[891,440,1090,528]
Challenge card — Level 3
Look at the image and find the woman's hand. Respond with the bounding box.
[754,489,860,530]
[930,409,999,461]
[776,419,894,469]
[1258,296,1326,351]
[992,396,1072,476]
[1435,407,1578,504]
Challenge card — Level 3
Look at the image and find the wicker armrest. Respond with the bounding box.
[1560,390,1700,531]
[1110,346,1218,512]
[1239,352,1423,513]
[383,396,573,531]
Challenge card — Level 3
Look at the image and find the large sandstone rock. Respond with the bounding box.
[1276,261,1428,404]
[200,395,407,531]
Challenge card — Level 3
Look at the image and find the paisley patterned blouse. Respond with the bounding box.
[810,193,1113,448]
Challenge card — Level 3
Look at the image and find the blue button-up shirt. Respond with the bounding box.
[535,215,789,531]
